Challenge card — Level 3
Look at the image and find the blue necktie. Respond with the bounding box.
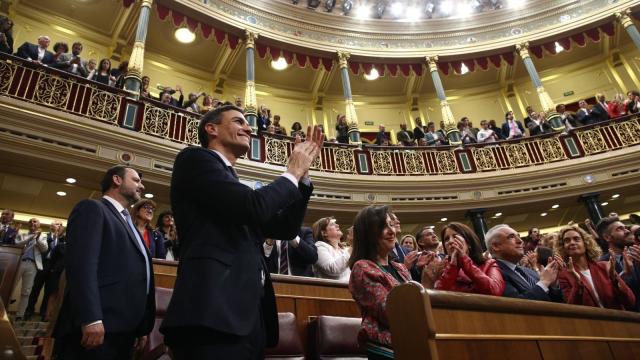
[122,209,150,294]
[515,265,537,289]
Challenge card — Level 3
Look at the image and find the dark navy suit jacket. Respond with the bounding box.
[15,42,54,64]
[265,227,317,277]
[497,259,563,302]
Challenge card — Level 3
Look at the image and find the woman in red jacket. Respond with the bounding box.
[555,224,635,310]
[349,205,412,359]
[422,222,504,296]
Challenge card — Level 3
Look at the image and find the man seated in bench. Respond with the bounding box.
[486,224,564,302]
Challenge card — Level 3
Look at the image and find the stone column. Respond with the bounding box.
[426,56,460,145]
[124,0,153,95]
[579,193,605,225]
[465,209,488,251]
[515,43,564,131]
[244,30,259,133]
[616,10,640,50]
[337,51,361,145]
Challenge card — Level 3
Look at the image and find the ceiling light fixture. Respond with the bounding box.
[307,0,321,9]
[65,177,77,184]
[460,63,469,74]
[374,0,386,18]
[540,212,548,217]
[364,68,379,80]
[551,204,559,209]
[342,0,353,14]
[495,212,502,217]
[174,27,195,44]
[429,225,435,229]
[424,2,435,18]
[324,0,336,12]
[355,5,370,19]
[271,57,288,70]
[144,193,154,199]
[554,41,564,53]
[56,191,67,197]
[611,194,620,198]
[601,202,609,206]
[440,217,448,222]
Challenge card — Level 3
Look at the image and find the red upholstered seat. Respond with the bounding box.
[313,315,366,359]
[265,312,304,359]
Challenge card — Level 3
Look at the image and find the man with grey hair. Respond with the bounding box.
[15,35,54,65]
[486,224,563,302]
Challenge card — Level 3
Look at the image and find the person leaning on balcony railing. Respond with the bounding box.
[52,41,88,77]
[336,114,349,144]
[272,115,287,135]
[555,104,579,130]
[625,90,640,115]
[590,93,610,124]
[140,75,152,99]
[396,123,414,146]
[183,92,205,113]
[501,111,525,140]
[51,42,68,62]
[477,119,499,143]
[15,35,54,65]
[607,93,627,119]
[89,58,117,86]
[291,121,306,139]
[527,111,552,136]
[160,85,184,108]
[0,16,14,55]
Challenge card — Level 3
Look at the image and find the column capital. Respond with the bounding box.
[425,56,439,72]
[616,9,634,29]
[244,30,258,49]
[337,51,350,69]
[516,42,530,59]
[141,0,153,8]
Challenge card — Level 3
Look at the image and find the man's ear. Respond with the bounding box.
[205,122,218,138]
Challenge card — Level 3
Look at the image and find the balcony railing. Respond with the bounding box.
[2,53,639,176]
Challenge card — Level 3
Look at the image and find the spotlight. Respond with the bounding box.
[307,0,320,9]
[540,212,548,217]
[390,2,403,17]
[374,0,386,19]
[495,212,502,217]
[342,0,353,14]
[174,28,195,44]
[551,204,560,209]
[612,194,620,199]
[601,202,609,206]
[324,0,336,12]
[355,4,371,19]
[440,217,448,222]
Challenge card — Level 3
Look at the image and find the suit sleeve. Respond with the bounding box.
[502,275,551,301]
[153,231,166,259]
[612,271,636,310]
[261,183,313,240]
[15,42,29,59]
[176,148,303,233]
[36,233,48,253]
[65,200,104,325]
[289,228,318,265]
[558,270,584,305]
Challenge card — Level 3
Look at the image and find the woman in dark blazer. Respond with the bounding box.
[349,205,411,359]
[555,224,635,310]
[422,222,504,296]
[132,199,166,259]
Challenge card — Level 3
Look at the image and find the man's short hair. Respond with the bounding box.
[72,42,82,48]
[596,216,619,239]
[485,224,512,252]
[100,165,137,193]
[198,104,244,147]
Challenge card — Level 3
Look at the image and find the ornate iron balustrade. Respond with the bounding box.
[1,53,639,175]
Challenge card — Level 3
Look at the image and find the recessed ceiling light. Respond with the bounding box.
[271,57,288,71]
[583,174,595,183]
[144,193,154,199]
[364,68,379,81]
[540,212,547,217]
[65,177,76,184]
[495,212,502,217]
[56,191,67,197]
[612,194,620,199]
[174,27,195,44]
[551,204,559,209]
[440,217,448,222]
[601,202,609,206]
[429,225,435,229]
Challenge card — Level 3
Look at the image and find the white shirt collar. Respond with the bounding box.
[497,258,518,271]
[211,149,232,167]
[103,195,126,215]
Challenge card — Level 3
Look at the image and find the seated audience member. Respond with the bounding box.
[477,119,499,143]
[597,216,640,310]
[140,75,152,98]
[375,125,389,146]
[184,92,204,113]
[14,218,48,321]
[590,93,610,123]
[400,235,418,253]
[290,121,306,138]
[540,232,558,249]
[0,16,14,54]
[160,86,184,107]
[15,35,54,65]
[264,227,318,277]
[488,119,504,140]
[348,205,411,359]
[132,199,166,259]
[556,224,635,310]
[416,226,440,253]
[485,224,563,302]
[0,208,18,244]
[90,58,115,86]
[51,42,68,62]
[422,222,504,296]
[110,60,128,88]
[336,114,349,144]
[155,210,179,260]
[425,121,445,146]
[313,217,351,281]
[272,115,287,136]
[344,225,354,248]
[625,90,640,114]
[52,42,88,77]
[525,227,541,252]
[501,111,525,140]
[607,93,626,118]
[396,123,414,146]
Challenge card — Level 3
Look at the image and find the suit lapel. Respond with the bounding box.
[100,198,146,256]
[498,261,531,290]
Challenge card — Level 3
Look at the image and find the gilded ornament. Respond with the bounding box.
[0,60,16,94]
[334,148,356,173]
[614,120,640,146]
[87,88,121,124]
[34,72,70,108]
[265,137,288,165]
[371,151,393,175]
[538,138,567,162]
[403,151,426,174]
[578,130,607,154]
[185,118,200,145]
[472,147,498,171]
[435,151,458,173]
[505,143,531,166]
[142,105,170,138]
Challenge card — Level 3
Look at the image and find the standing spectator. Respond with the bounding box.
[575,100,591,125]
[555,224,635,310]
[15,35,54,65]
[313,217,351,281]
[422,222,504,296]
[590,93,610,123]
[459,117,477,143]
[25,220,64,321]
[290,121,306,138]
[336,114,349,144]
[527,112,551,136]
[0,16,14,54]
[437,121,449,144]
[375,125,388,146]
[90,58,115,86]
[607,93,626,118]
[200,95,215,114]
[488,119,504,140]
[85,59,97,81]
[272,115,287,135]
[501,111,525,140]
[51,42,68,62]
[53,165,155,358]
[45,221,66,321]
[0,208,18,244]
[424,121,445,146]
[183,92,204,113]
[52,42,88,77]
[396,123,414,146]
[140,76,152,99]
[477,120,499,143]
[625,90,640,114]
[14,218,48,321]
[132,199,166,259]
[523,105,535,130]
[155,210,178,261]
[413,117,425,141]
[348,205,411,359]
[160,86,184,107]
[111,60,128,88]
[555,104,579,129]
[525,227,541,252]
[263,227,318,277]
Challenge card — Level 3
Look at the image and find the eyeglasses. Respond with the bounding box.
[142,204,155,211]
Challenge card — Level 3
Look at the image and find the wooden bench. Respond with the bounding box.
[386,281,640,360]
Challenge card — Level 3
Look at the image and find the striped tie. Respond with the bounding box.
[279,240,289,275]
[515,265,537,289]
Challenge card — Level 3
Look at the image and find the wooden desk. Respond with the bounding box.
[387,281,640,360]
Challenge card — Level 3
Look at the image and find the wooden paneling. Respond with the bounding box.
[437,340,542,360]
[608,342,640,360]
[538,341,613,360]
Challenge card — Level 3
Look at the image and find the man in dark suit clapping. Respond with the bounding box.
[53,166,155,359]
[161,104,323,359]
[264,227,318,277]
[15,35,54,65]
[486,224,563,302]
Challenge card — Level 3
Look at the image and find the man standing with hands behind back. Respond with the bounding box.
[53,165,155,359]
[161,104,323,359]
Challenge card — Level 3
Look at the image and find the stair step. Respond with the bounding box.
[21,344,43,356]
